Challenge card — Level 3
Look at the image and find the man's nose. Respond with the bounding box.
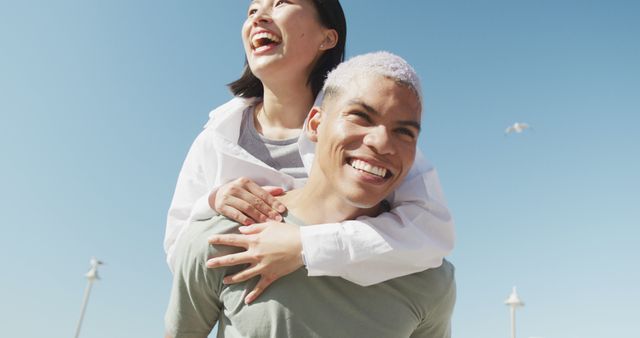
[363,126,395,155]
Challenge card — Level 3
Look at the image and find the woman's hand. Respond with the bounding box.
[206,221,304,304]
[209,177,286,225]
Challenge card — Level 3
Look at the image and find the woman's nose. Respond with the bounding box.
[251,7,272,26]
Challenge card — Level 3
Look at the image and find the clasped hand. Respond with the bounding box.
[206,178,303,304]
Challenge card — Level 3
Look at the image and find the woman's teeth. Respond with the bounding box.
[252,32,281,48]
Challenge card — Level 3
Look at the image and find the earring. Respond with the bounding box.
[320,44,325,49]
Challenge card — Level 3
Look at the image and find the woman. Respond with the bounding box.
[165,0,454,304]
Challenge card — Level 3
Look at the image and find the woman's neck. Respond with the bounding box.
[254,82,315,140]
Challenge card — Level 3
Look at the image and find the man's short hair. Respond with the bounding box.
[317,51,423,110]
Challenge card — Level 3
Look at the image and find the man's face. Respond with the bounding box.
[308,75,421,208]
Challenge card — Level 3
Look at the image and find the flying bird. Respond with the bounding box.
[505,122,531,134]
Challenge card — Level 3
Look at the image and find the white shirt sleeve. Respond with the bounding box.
[299,150,455,286]
[164,128,220,269]
[165,98,252,270]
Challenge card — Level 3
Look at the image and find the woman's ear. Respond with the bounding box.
[320,29,338,51]
[305,107,322,142]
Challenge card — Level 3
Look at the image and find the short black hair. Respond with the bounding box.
[228,0,347,99]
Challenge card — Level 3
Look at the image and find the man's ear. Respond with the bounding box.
[319,29,338,51]
[305,107,322,142]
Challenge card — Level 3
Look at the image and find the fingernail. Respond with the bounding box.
[276,204,286,213]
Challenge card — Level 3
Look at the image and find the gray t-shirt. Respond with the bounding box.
[237,106,307,179]
[165,214,456,338]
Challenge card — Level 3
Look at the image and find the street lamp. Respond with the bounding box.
[504,286,524,338]
[74,257,103,338]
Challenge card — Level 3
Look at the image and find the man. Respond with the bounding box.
[165,51,456,338]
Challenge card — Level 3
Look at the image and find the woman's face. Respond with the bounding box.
[242,0,332,85]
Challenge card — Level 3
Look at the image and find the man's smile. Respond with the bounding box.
[347,157,393,180]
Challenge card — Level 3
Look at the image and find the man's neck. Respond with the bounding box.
[278,187,382,225]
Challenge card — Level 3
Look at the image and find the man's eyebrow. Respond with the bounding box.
[346,99,421,132]
[398,120,421,132]
[346,99,379,116]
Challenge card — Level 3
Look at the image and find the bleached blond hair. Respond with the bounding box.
[317,51,423,110]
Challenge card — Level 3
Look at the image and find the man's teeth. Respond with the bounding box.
[350,159,387,178]
[252,32,281,47]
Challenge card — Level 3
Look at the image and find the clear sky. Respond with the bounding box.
[1,0,638,337]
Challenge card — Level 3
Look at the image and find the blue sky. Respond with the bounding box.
[1,0,638,337]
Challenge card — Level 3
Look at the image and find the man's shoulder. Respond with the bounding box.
[184,215,240,237]
[174,216,243,267]
[396,259,455,303]
[415,259,455,289]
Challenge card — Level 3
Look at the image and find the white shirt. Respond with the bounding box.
[165,97,455,286]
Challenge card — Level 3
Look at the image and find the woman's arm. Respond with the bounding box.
[164,128,218,269]
[165,98,295,270]
[208,150,455,298]
[165,131,287,269]
[165,98,244,269]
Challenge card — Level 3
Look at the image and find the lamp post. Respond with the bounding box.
[504,286,524,338]
[74,257,103,338]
